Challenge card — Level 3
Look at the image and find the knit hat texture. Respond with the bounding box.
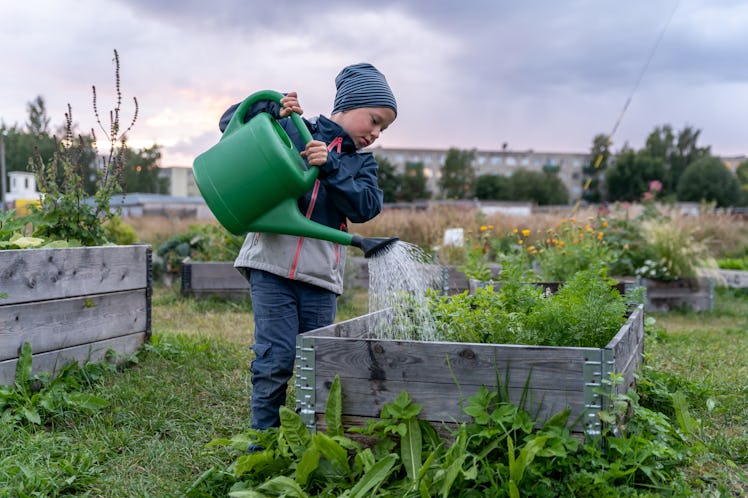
[332,63,397,115]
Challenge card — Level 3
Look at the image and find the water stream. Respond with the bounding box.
[366,241,442,341]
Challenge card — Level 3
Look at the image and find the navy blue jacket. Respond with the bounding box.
[219,100,383,229]
[221,99,383,293]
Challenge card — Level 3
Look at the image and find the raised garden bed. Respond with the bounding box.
[0,245,152,385]
[295,304,644,439]
[179,257,490,298]
[639,277,714,312]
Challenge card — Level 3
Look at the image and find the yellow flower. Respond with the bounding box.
[518,239,524,245]
[480,225,488,232]
[513,228,519,234]
[602,221,609,228]
[521,229,530,237]
[597,232,604,240]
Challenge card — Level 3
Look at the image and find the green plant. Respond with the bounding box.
[0,343,111,426]
[25,49,136,247]
[155,224,244,272]
[528,217,614,282]
[636,219,716,280]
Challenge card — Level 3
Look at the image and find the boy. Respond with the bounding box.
[219,63,397,431]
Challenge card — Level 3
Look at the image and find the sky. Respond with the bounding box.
[1,0,747,167]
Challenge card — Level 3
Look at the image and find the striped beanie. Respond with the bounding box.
[332,63,397,116]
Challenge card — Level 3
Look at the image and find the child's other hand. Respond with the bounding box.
[279,91,303,117]
[301,140,328,166]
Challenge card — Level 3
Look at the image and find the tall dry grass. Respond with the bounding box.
[125,215,219,247]
[125,203,747,260]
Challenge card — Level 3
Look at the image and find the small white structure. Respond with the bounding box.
[5,171,42,204]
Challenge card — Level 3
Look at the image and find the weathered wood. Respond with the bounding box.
[0,245,151,385]
[0,332,145,386]
[0,245,149,305]
[180,261,249,299]
[296,305,644,436]
[642,277,713,312]
[715,269,748,288]
[0,289,147,361]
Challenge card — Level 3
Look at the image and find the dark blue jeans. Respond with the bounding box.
[248,269,337,430]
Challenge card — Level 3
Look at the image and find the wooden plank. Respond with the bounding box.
[608,306,644,373]
[0,332,146,385]
[311,336,588,391]
[312,376,587,430]
[185,262,248,291]
[0,245,149,305]
[716,269,748,288]
[0,290,147,361]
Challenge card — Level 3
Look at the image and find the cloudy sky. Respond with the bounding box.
[1,0,746,166]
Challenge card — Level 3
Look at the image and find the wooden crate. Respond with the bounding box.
[181,261,249,299]
[640,277,714,312]
[0,245,152,385]
[295,305,644,439]
[715,269,748,288]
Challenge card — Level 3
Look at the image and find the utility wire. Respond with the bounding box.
[580,0,680,199]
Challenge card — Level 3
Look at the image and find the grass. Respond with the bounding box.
[1,285,746,496]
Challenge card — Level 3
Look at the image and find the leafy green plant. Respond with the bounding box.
[0,343,111,425]
[528,217,614,282]
[23,49,136,247]
[155,224,244,272]
[200,369,695,497]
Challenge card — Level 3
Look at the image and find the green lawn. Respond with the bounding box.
[0,285,746,496]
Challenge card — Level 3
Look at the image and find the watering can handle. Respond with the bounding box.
[222,90,315,145]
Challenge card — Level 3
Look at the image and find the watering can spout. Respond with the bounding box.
[351,235,400,258]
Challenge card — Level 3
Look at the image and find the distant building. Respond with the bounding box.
[160,166,201,198]
[369,146,588,201]
[4,171,43,214]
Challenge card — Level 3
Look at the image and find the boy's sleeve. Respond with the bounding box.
[317,154,383,223]
[219,100,283,132]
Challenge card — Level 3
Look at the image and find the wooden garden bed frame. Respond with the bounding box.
[0,245,151,385]
[295,305,644,440]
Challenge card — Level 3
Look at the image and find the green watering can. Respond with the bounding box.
[192,90,397,258]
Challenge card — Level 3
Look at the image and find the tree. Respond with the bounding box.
[642,124,710,196]
[676,156,741,207]
[399,161,430,201]
[510,169,569,205]
[438,148,475,199]
[474,174,511,200]
[582,133,612,203]
[26,95,51,136]
[605,148,667,202]
[374,155,399,203]
[124,144,168,193]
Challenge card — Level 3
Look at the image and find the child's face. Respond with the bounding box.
[331,107,396,149]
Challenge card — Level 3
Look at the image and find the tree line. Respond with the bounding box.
[376,125,748,207]
[4,97,747,208]
[1,96,168,200]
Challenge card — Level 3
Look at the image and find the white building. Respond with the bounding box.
[5,171,43,204]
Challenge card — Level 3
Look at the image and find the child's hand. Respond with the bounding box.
[279,91,303,117]
[301,140,328,166]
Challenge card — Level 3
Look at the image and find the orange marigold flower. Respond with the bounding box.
[558,241,565,248]
[602,221,609,228]
[597,232,604,240]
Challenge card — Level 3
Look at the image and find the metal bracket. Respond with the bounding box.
[295,335,316,432]
[583,348,616,441]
